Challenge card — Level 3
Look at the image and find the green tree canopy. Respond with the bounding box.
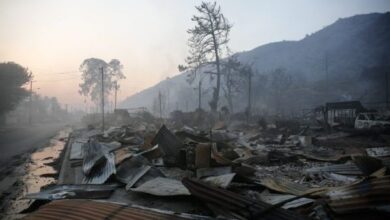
[79,58,125,107]
[0,62,32,115]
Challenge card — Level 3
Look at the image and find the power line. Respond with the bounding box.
[39,70,81,75]
[35,76,80,83]
[54,71,81,75]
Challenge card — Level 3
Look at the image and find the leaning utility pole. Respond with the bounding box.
[101,67,105,131]
[28,80,32,125]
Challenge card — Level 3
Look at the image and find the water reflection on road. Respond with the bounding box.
[0,128,71,220]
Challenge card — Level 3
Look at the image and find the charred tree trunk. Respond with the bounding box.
[210,19,221,113]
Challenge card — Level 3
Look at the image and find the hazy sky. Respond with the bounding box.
[0,0,389,109]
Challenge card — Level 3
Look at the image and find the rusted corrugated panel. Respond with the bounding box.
[211,144,232,165]
[114,147,133,165]
[23,199,209,220]
[195,143,211,168]
[182,178,306,220]
[327,175,390,214]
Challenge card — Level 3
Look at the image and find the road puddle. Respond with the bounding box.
[0,128,71,219]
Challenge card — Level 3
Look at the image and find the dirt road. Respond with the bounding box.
[0,123,66,165]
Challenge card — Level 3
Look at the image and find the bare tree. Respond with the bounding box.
[185,1,232,112]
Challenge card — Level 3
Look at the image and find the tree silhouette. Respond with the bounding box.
[185,1,232,112]
[0,62,32,116]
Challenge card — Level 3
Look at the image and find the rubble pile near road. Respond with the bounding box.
[23,113,390,220]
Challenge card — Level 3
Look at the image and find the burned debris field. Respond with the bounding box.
[1,0,390,220]
[2,110,390,220]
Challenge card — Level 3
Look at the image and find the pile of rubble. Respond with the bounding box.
[23,116,390,220]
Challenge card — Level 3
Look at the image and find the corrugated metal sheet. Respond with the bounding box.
[202,173,235,189]
[80,129,102,139]
[261,178,312,196]
[70,141,85,160]
[83,141,107,175]
[116,156,152,189]
[131,177,191,196]
[83,152,116,184]
[22,199,209,220]
[259,190,314,209]
[151,125,183,165]
[82,141,116,184]
[296,149,350,162]
[327,175,390,214]
[352,155,384,176]
[25,184,117,200]
[196,166,232,178]
[182,178,306,220]
[305,163,363,175]
[366,147,390,157]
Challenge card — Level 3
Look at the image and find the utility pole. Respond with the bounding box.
[198,80,202,110]
[28,80,32,125]
[158,91,162,120]
[386,69,389,109]
[383,54,389,109]
[325,52,329,97]
[84,98,88,115]
[247,69,252,123]
[101,67,105,131]
[114,81,118,111]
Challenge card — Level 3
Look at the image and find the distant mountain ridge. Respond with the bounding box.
[238,12,390,80]
[121,12,390,115]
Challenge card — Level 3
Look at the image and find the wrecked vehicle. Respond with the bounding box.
[354,112,390,129]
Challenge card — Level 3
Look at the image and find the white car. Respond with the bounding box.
[354,113,390,129]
